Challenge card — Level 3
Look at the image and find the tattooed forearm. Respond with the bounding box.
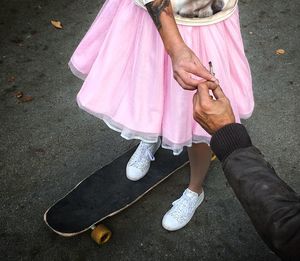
[146,0,173,30]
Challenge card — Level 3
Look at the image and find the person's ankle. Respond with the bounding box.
[187,186,203,195]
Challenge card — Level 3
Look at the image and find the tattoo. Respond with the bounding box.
[146,0,172,30]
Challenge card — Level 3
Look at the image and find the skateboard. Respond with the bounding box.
[44,146,216,244]
[44,146,191,244]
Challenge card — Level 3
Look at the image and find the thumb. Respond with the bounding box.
[197,82,212,104]
[193,91,199,109]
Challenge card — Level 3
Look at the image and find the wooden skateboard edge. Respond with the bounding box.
[43,146,139,236]
[43,161,189,237]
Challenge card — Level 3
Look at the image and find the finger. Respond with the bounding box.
[193,92,211,132]
[198,81,218,91]
[192,93,202,121]
[188,58,218,82]
[196,82,212,105]
[176,71,197,90]
[193,92,198,108]
[175,74,196,91]
[183,62,216,82]
[211,85,226,99]
[181,71,200,87]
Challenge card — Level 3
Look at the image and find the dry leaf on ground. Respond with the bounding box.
[51,20,63,29]
[14,91,33,103]
[18,95,33,103]
[15,91,23,99]
[275,49,286,55]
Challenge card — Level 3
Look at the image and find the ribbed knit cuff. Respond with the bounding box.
[210,123,252,162]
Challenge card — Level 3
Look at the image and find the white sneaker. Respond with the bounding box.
[162,188,204,231]
[126,139,161,181]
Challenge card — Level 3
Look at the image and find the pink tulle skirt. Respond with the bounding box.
[69,0,254,155]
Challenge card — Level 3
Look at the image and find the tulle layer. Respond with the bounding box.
[69,0,254,155]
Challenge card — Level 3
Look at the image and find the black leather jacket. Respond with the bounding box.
[211,124,300,260]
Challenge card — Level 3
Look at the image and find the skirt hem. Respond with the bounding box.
[77,96,210,155]
[69,60,87,81]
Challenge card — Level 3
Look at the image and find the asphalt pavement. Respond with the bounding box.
[0,0,299,260]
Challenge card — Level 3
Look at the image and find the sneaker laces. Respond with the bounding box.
[146,149,155,161]
[138,142,156,161]
[128,142,156,168]
[169,194,197,222]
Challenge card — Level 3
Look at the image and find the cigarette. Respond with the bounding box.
[208,61,216,100]
[209,61,215,76]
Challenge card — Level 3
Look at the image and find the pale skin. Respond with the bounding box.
[146,0,217,194]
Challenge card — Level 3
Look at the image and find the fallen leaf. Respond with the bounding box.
[19,95,33,103]
[14,91,33,103]
[51,20,63,29]
[15,91,23,99]
[276,49,285,55]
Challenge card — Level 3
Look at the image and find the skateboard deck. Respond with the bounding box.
[44,146,189,240]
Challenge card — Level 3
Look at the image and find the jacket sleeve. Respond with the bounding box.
[211,124,300,260]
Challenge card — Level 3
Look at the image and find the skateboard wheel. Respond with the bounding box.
[211,154,217,161]
[91,224,112,245]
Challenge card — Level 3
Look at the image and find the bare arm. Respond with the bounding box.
[145,1,217,90]
[145,1,183,56]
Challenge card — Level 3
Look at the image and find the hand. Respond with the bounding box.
[193,81,235,135]
[170,44,217,90]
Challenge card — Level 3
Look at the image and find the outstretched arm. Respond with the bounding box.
[193,82,300,259]
[145,0,217,90]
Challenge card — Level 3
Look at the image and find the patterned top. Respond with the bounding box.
[134,0,238,26]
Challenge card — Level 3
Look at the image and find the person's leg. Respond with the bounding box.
[162,143,212,231]
[188,143,212,194]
